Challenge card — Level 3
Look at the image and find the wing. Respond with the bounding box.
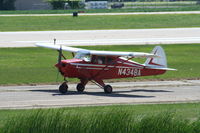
[90,50,157,58]
[36,43,85,53]
[35,43,158,58]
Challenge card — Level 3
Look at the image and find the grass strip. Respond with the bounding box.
[0,14,200,31]
[0,103,200,133]
[0,44,199,85]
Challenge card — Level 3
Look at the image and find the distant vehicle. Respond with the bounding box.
[85,1,108,9]
[36,43,176,94]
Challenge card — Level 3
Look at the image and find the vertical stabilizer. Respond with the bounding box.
[145,46,167,68]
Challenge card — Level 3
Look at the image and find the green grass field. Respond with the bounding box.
[0,103,200,133]
[1,14,200,31]
[0,44,199,85]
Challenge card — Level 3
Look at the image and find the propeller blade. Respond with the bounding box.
[56,45,62,83]
[58,45,62,65]
[56,69,59,82]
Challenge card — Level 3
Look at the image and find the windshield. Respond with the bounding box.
[74,51,91,62]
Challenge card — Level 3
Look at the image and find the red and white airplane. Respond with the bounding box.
[36,43,176,94]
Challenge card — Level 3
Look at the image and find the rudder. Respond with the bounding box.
[145,46,167,68]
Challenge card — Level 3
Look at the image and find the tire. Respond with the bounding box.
[59,82,68,94]
[104,85,112,93]
[76,83,85,92]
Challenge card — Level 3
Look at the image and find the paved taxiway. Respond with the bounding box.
[1,28,200,47]
[0,80,199,109]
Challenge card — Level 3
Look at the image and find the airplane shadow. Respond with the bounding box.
[54,91,155,98]
[29,88,172,98]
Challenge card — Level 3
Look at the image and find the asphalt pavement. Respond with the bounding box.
[0,80,199,109]
[1,28,200,47]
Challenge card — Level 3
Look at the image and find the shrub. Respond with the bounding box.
[47,0,81,9]
[68,1,80,9]
[1,109,200,133]
[48,0,66,9]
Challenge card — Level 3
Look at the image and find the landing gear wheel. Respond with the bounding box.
[76,83,85,92]
[59,82,68,94]
[104,85,112,93]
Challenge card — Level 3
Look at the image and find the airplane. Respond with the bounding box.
[36,43,176,94]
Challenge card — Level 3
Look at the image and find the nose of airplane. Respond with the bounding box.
[55,61,67,68]
[55,61,67,76]
[55,63,59,68]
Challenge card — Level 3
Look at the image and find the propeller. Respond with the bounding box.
[54,39,67,82]
[58,45,62,65]
[56,45,67,82]
[56,45,62,82]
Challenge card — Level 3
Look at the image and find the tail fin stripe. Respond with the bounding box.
[148,58,164,67]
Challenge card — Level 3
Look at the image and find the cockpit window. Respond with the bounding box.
[83,55,91,62]
[74,51,91,62]
[92,56,107,64]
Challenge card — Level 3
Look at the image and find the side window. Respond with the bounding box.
[107,57,114,64]
[91,55,98,64]
[92,56,115,64]
[97,56,106,64]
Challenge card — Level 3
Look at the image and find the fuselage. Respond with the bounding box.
[55,56,166,80]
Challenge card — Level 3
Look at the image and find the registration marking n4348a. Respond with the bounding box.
[118,68,141,76]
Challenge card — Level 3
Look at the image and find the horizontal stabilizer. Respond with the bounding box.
[145,66,177,71]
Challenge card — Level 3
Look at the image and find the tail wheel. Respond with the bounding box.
[76,83,85,92]
[59,82,68,94]
[104,85,112,93]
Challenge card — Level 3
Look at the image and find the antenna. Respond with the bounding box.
[54,38,56,45]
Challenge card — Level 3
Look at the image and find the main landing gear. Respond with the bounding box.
[59,82,86,94]
[76,83,85,92]
[59,79,87,94]
[91,79,113,94]
[104,85,113,93]
[59,82,68,94]
[58,79,113,94]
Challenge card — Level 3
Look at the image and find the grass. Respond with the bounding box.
[0,47,60,85]
[0,103,200,133]
[1,14,200,31]
[0,44,199,85]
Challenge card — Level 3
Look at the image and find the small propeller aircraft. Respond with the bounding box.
[36,43,176,94]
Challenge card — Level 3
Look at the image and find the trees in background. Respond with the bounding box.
[0,0,16,10]
[47,0,81,9]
